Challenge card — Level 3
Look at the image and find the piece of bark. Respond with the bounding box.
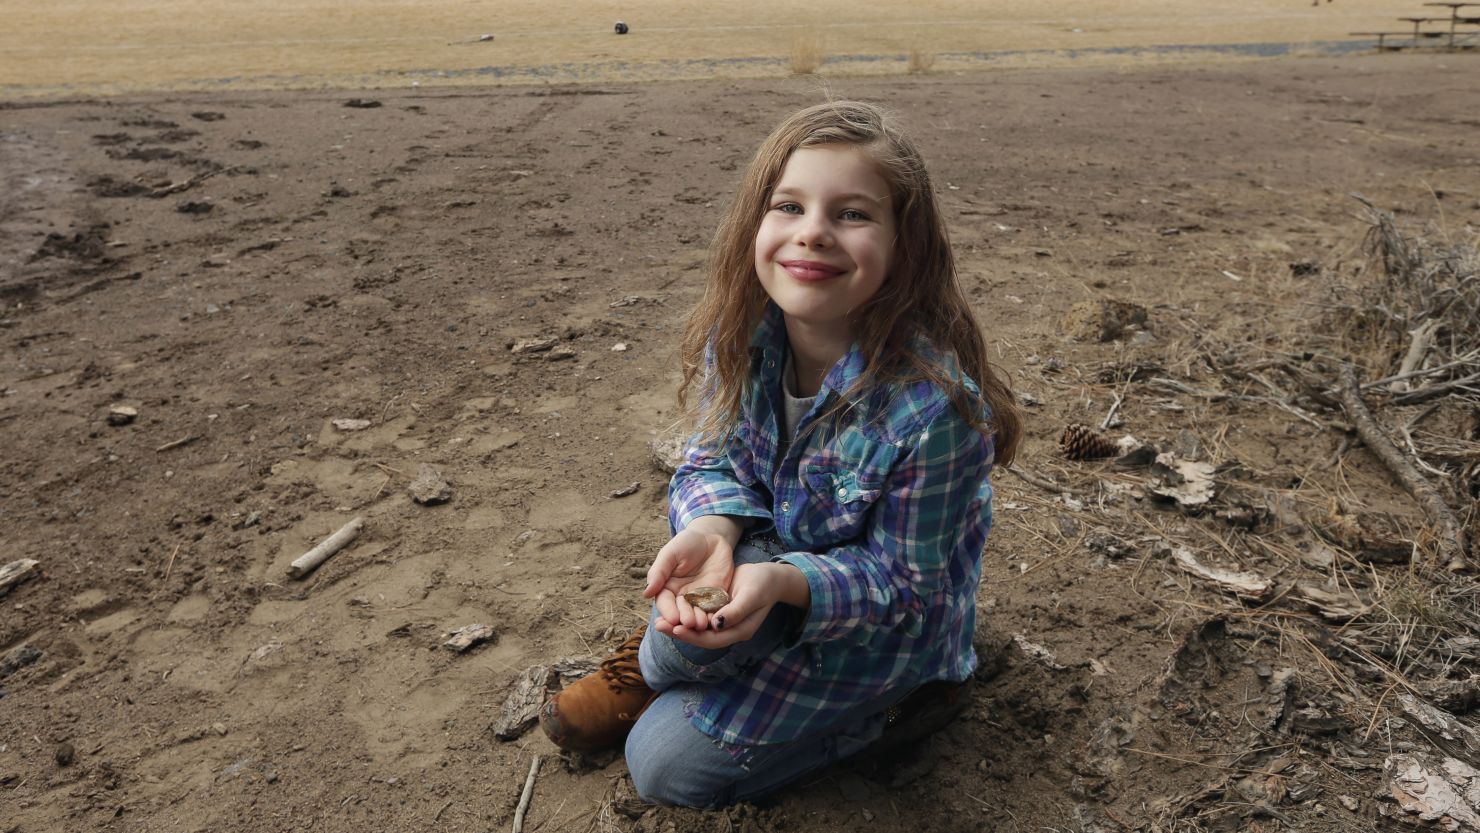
[552,656,599,684]
[287,517,363,579]
[0,559,40,596]
[1418,676,1480,716]
[490,665,554,741]
[1383,754,1480,831]
[1399,693,1480,758]
[1012,634,1068,671]
[1338,365,1467,570]
[1168,547,1274,602]
[1149,453,1216,507]
[1292,581,1372,621]
[1310,506,1413,564]
[442,623,496,652]
[509,336,557,354]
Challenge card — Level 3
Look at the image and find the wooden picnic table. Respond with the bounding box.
[1350,30,1418,49]
[1422,2,1480,46]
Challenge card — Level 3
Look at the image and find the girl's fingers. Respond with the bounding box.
[675,592,697,630]
[671,613,759,649]
[654,589,680,626]
[644,547,680,598]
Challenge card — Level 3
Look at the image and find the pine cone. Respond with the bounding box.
[1060,423,1118,461]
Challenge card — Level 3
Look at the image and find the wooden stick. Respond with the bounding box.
[148,164,241,198]
[1006,466,1077,497]
[1392,371,1480,405]
[156,435,198,453]
[1392,320,1441,392]
[512,753,540,833]
[1338,365,1467,570]
[1099,387,1126,430]
[163,543,181,583]
[288,516,364,579]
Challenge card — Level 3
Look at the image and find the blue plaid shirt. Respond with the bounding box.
[668,304,996,746]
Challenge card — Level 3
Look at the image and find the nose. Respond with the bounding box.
[793,214,833,249]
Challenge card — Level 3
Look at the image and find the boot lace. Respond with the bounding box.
[599,626,648,692]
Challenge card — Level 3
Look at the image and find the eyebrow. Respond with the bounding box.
[771,186,889,204]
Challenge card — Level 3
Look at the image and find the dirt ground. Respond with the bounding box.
[2,52,1480,833]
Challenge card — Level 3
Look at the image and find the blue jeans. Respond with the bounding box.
[626,539,902,807]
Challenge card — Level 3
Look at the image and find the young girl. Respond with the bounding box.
[539,100,1020,807]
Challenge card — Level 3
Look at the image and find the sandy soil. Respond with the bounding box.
[0,0,1415,95]
[2,51,1480,833]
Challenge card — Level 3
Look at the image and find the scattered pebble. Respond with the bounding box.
[409,464,452,505]
[55,741,75,767]
[107,404,138,426]
[331,417,372,432]
[212,722,228,736]
[609,481,640,498]
[611,342,629,352]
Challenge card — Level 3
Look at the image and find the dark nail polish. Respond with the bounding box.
[715,615,726,630]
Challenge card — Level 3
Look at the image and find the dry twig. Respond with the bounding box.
[1338,366,1467,570]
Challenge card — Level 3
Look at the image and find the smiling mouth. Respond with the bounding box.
[780,260,845,282]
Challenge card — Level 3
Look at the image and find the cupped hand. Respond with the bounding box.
[644,525,735,632]
[657,561,786,649]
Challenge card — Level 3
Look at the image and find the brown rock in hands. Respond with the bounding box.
[682,586,730,613]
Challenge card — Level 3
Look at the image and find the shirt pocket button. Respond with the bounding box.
[781,501,791,513]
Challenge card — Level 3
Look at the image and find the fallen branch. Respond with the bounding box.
[512,754,540,833]
[288,516,364,579]
[148,164,241,198]
[1392,320,1441,392]
[1338,365,1467,570]
[1007,466,1077,497]
[1392,371,1480,406]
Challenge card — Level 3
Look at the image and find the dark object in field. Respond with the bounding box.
[1060,423,1118,461]
[55,741,75,767]
[0,644,41,678]
[614,21,629,34]
[191,111,225,122]
[177,200,214,215]
[343,98,382,108]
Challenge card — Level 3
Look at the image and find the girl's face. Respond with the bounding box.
[753,144,896,343]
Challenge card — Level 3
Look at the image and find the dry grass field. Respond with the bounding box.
[0,0,1412,95]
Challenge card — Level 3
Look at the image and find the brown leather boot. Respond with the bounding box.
[539,624,657,752]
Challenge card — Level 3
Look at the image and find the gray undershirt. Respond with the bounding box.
[779,349,818,459]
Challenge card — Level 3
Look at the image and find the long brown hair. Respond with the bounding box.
[678,100,1020,467]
